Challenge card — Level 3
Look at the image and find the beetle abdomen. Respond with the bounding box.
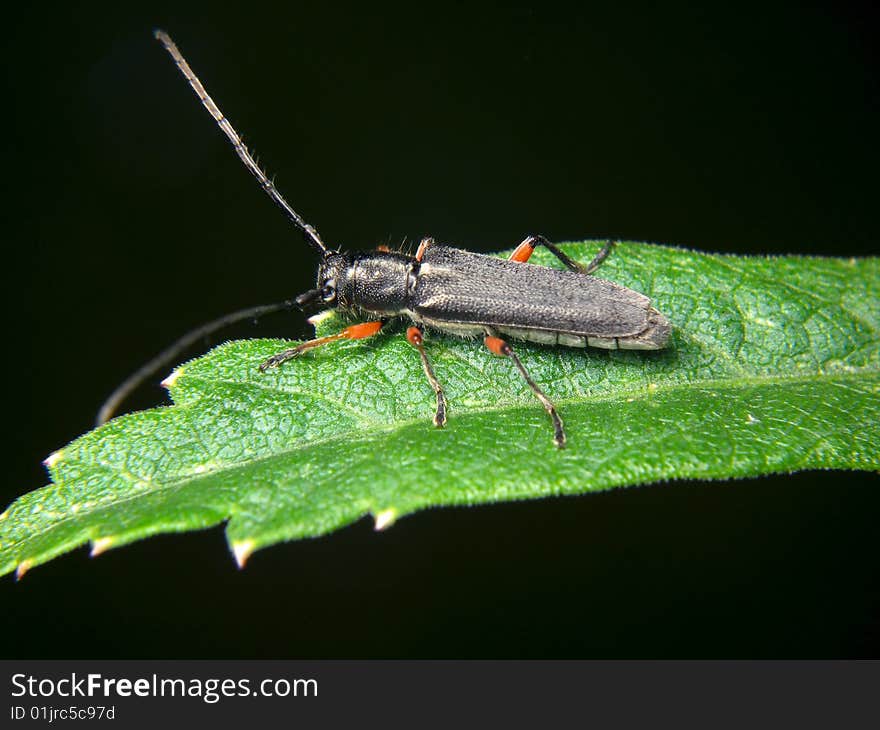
[493,307,668,350]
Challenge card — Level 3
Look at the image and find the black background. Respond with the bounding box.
[3,2,878,658]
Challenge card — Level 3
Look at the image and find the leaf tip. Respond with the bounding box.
[43,449,64,469]
[373,508,397,531]
[160,368,184,389]
[232,539,256,569]
[90,537,115,557]
[15,559,33,580]
[0,510,8,522]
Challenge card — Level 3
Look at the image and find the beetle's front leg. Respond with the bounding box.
[258,320,386,371]
[509,235,615,275]
[406,326,447,427]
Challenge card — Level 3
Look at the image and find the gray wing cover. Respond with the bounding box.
[413,245,652,337]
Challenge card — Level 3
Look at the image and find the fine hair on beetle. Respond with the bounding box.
[98,31,672,448]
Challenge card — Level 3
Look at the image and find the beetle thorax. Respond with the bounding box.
[318,251,415,315]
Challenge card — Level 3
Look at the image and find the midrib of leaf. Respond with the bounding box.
[182,367,874,449]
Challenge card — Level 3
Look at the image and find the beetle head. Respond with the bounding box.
[295,251,353,310]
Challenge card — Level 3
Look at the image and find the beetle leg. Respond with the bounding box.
[415,237,434,262]
[509,235,615,275]
[258,320,385,371]
[483,332,565,448]
[406,326,447,427]
[581,239,616,274]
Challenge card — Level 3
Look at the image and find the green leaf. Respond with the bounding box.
[2,242,878,577]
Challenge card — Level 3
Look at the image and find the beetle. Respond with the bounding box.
[98,31,671,448]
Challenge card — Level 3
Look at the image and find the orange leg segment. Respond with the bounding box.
[259,320,385,371]
[484,335,512,356]
[508,240,537,263]
[415,237,434,262]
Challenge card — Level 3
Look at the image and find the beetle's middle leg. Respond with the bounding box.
[406,326,447,427]
[483,331,565,448]
[258,320,386,371]
[509,235,615,275]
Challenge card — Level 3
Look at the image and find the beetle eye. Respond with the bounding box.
[321,281,337,302]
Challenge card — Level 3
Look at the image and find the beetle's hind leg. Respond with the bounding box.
[406,326,447,427]
[483,331,565,448]
[509,235,615,275]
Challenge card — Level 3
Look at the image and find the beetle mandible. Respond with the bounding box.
[99,31,672,448]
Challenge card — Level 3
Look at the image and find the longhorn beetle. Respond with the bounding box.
[98,31,672,447]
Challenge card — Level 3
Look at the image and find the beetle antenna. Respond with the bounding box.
[96,299,296,426]
[153,30,328,255]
